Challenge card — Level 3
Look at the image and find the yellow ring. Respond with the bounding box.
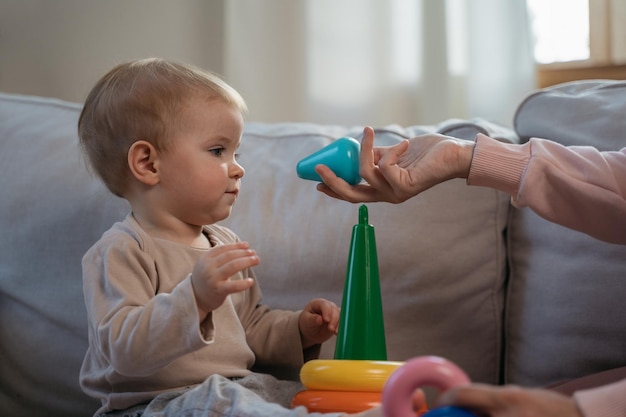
[300,359,404,392]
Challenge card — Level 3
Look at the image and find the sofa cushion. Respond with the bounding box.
[506,80,626,387]
[0,94,127,417]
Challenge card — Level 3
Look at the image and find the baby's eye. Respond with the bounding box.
[209,147,225,157]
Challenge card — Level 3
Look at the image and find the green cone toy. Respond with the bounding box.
[334,204,387,360]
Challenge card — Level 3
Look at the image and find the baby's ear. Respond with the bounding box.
[127,140,160,185]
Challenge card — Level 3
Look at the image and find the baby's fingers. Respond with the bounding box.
[192,243,260,315]
[214,246,260,278]
[220,276,255,295]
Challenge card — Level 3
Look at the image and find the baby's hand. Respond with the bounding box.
[191,242,259,319]
[299,298,340,348]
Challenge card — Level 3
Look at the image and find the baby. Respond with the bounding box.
[77,58,380,417]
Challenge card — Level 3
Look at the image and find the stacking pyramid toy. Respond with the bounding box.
[296,136,361,185]
[292,205,408,414]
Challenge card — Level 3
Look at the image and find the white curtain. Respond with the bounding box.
[225,0,536,128]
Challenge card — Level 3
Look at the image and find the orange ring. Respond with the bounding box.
[291,389,381,413]
[291,389,429,415]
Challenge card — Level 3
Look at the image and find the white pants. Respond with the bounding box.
[101,373,346,417]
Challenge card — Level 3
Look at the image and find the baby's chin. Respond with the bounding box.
[210,206,235,224]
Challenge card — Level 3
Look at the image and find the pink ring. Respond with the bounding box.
[382,356,470,417]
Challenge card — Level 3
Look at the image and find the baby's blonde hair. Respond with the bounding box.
[78,58,247,197]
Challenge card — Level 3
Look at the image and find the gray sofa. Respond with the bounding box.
[1,80,625,417]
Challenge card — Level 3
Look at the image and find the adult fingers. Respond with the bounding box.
[315,165,381,203]
[437,384,509,416]
[357,127,393,190]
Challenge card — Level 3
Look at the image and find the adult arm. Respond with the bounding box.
[436,378,626,417]
[469,134,626,244]
[317,128,626,245]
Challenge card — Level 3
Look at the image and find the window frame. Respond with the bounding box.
[534,0,626,87]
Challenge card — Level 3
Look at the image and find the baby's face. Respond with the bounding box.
[156,96,245,227]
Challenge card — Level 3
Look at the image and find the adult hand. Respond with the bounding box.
[315,126,475,204]
[191,242,258,319]
[299,298,340,348]
[437,384,583,417]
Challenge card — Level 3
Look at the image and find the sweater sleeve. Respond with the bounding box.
[206,224,309,369]
[232,273,306,370]
[467,134,626,245]
[573,378,626,417]
[82,232,211,377]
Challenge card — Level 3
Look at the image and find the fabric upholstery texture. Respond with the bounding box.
[0,95,127,417]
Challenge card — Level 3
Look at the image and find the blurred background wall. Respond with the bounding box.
[0,0,536,127]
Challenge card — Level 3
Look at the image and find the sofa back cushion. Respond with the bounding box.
[0,94,126,417]
[506,80,626,386]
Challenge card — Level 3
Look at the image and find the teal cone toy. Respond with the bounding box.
[334,204,387,360]
[296,137,361,185]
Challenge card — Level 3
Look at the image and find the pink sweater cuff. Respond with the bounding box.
[573,378,626,417]
[467,133,529,197]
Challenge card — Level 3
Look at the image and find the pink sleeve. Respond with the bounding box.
[467,134,626,245]
[573,378,626,417]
